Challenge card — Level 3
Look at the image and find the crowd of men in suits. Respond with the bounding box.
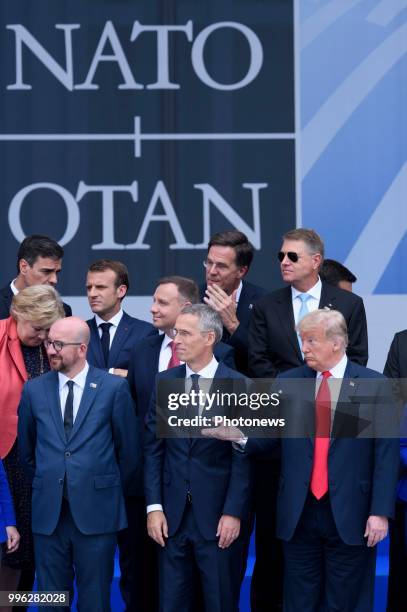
[0,229,405,611]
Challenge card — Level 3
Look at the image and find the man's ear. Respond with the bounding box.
[19,258,30,275]
[117,284,127,300]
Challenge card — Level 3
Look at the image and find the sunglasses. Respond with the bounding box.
[277,251,299,263]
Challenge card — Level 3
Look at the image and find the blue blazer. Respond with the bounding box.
[0,460,16,543]
[86,311,157,370]
[246,361,399,545]
[126,334,236,497]
[17,366,140,536]
[144,362,251,540]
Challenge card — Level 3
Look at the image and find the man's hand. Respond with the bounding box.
[113,368,128,378]
[216,515,241,548]
[5,526,20,553]
[201,425,245,442]
[147,510,168,547]
[364,515,388,547]
[204,286,239,334]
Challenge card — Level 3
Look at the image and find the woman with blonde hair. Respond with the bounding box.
[0,285,64,604]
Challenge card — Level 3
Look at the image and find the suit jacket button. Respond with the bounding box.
[65,451,71,457]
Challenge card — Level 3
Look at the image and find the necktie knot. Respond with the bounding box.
[190,373,200,392]
[66,380,74,391]
[321,370,332,380]
[99,322,112,333]
[298,293,311,304]
[167,340,181,369]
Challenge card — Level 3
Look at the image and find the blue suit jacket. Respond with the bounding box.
[18,366,140,536]
[144,362,251,540]
[0,460,16,543]
[126,334,236,497]
[86,311,157,370]
[246,361,399,545]
[201,280,267,373]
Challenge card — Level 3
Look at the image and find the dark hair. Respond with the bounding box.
[208,230,254,268]
[88,260,130,291]
[320,259,356,286]
[282,228,324,259]
[158,276,199,304]
[17,234,64,273]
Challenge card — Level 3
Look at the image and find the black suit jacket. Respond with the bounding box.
[0,283,72,318]
[86,311,157,371]
[249,281,368,378]
[200,280,267,374]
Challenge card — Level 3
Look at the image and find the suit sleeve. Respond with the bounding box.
[222,445,251,519]
[384,334,400,379]
[345,297,368,366]
[111,378,141,495]
[17,385,37,482]
[0,460,16,527]
[143,383,165,507]
[248,301,279,378]
[369,378,399,518]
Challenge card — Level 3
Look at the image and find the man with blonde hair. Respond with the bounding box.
[205,308,398,611]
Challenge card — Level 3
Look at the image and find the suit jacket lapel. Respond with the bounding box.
[108,314,129,368]
[88,318,104,368]
[70,367,102,441]
[44,372,66,445]
[275,288,302,361]
[319,282,337,311]
[330,362,359,447]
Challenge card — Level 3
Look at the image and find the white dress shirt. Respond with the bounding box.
[95,309,123,348]
[58,362,89,423]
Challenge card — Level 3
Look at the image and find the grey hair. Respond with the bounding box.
[180,304,223,344]
[297,308,348,350]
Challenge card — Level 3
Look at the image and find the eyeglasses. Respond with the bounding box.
[203,259,229,271]
[44,340,82,352]
[277,251,300,263]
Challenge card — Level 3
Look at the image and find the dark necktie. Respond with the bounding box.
[99,322,112,367]
[310,371,332,499]
[64,380,74,440]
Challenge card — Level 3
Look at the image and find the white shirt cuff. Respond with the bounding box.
[147,504,163,514]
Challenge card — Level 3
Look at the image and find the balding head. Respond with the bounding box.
[46,317,90,378]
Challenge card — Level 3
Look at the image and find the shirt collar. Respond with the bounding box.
[291,277,322,301]
[95,308,123,329]
[235,280,243,304]
[186,356,218,379]
[10,280,19,296]
[162,334,173,349]
[58,362,89,391]
[316,353,348,379]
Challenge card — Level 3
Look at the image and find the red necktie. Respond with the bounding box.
[167,341,180,369]
[310,371,332,499]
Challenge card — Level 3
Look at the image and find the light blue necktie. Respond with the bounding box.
[297,293,311,353]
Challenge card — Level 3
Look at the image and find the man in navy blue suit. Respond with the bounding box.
[18,316,140,611]
[204,309,399,611]
[201,230,267,374]
[144,304,250,612]
[126,276,235,611]
[86,259,156,376]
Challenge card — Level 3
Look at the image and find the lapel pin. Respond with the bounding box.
[349,381,355,387]
[90,382,97,388]
[249,303,253,309]
[328,303,333,309]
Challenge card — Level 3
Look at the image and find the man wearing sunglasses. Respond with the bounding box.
[247,228,368,612]
[201,230,267,374]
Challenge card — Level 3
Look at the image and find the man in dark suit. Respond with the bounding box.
[126,276,235,612]
[201,230,267,373]
[85,259,155,611]
[86,259,156,376]
[384,330,407,612]
[205,309,398,611]
[247,228,369,611]
[0,234,72,318]
[18,317,140,611]
[144,304,250,611]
